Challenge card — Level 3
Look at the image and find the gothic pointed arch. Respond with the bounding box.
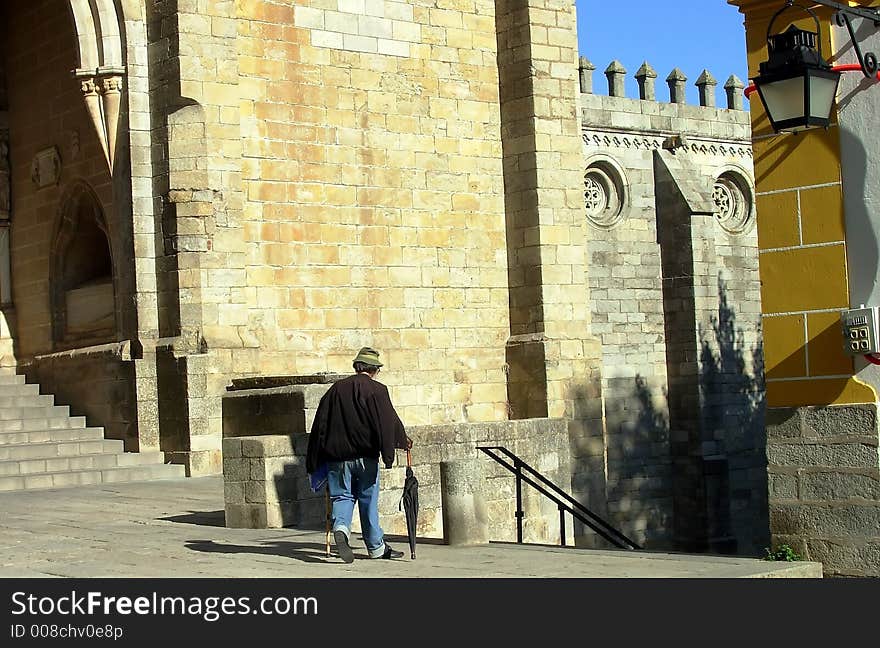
[51,180,118,348]
[65,0,125,172]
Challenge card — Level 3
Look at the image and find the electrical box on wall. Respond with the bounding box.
[841,306,880,356]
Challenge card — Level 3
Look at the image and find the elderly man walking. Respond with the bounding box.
[306,347,413,563]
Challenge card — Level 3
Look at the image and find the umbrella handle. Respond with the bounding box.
[406,449,412,468]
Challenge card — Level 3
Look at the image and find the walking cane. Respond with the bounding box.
[324,485,331,557]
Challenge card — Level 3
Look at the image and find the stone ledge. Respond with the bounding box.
[221,418,573,546]
[228,374,346,390]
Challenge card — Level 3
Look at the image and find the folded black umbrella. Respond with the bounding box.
[399,449,419,560]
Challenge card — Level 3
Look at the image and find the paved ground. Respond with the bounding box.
[0,476,822,578]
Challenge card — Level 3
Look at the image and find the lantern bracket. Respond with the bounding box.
[809,0,880,78]
[834,10,878,78]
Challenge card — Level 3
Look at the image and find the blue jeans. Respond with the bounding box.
[327,457,386,558]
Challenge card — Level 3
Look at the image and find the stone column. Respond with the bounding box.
[147,0,245,475]
[495,0,605,545]
[654,150,766,554]
[122,4,161,452]
[440,460,489,546]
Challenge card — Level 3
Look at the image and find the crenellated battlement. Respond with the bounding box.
[579,57,747,112]
[578,56,752,149]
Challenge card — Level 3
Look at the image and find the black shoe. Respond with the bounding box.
[380,544,404,560]
[334,530,354,564]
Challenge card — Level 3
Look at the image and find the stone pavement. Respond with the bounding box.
[0,477,822,578]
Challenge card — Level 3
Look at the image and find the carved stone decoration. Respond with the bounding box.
[100,74,123,171]
[713,172,754,234]
[584,176,607,216]
[582,130,753,159]
[31,147,62,189]
[584,160,627,229]
[713,183,733,219]
[79,75,109,170]
[68,0,126,174]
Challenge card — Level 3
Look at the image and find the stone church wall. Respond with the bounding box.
[235,0,510,427]
[577,59,767,552]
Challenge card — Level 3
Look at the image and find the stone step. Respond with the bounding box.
[0,427,106,445]
[0,450,169,477]
[0,463,187,491]
[0,373,26,385]
[0,395,55,408]
[0,405,70,420]
[0,384,41,397]
[0,416,86,432]
[0,439,125,462]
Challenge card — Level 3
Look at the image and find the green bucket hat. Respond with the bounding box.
[353,346,383,367]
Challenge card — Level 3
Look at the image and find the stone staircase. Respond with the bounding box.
[0,369,185,491]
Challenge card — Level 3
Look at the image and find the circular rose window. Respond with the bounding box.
[712,172,753,234]
[584,162,626,229]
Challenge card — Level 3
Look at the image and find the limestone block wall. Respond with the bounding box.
[767,404,880,577]
[222,379,344,439]
[236,0,509,427]
[146,0,246,474]
[578,59,766,552]
[222,418,573,546]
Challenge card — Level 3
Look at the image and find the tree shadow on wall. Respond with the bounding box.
[600,374,674,550]
[567,371,674,551]
[696,275,768,556]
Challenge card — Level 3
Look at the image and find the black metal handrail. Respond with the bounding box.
[477,446,640,551]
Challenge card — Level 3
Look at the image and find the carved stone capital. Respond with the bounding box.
[80,77,99,97]
[73,70,126,173]
[99,75,123,95]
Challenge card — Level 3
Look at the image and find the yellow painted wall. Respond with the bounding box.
[730,0,877,406]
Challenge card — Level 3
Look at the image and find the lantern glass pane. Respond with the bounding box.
[760,75,806,123]
[809,74,839,119]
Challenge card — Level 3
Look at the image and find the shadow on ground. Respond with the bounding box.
[161,511,227,527]
[185,540,334,564]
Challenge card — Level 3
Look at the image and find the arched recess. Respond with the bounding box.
[51,181,118,349]
[65,0,125,172]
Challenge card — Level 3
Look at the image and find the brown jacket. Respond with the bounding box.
[306,373,410,472]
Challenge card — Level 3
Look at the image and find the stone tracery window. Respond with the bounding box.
[584,175,607,216]
[712,172,754,234]
[712,183,733,219]
[584,160,627,229]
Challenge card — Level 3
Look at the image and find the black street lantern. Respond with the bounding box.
[749,0,880,135]
[753,9,841,134]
